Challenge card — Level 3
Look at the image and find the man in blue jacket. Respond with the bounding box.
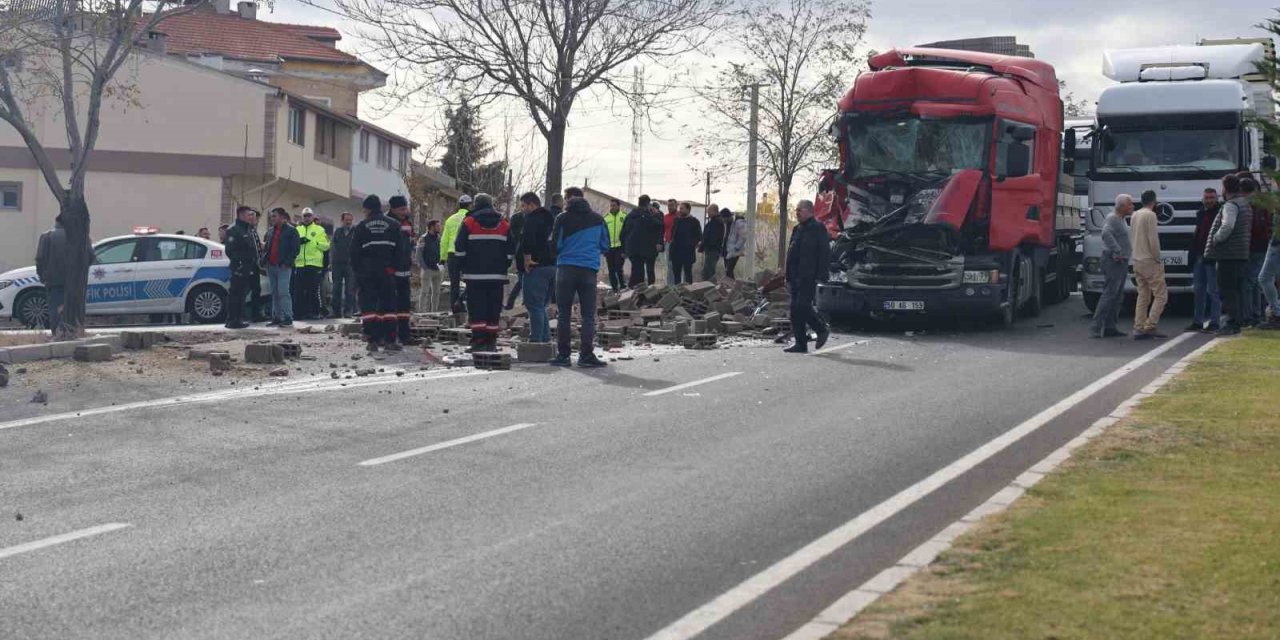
[549,196,611,368]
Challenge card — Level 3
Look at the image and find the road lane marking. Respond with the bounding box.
[359,423,539,466]
[642,332,1196,640]
[643,372,743,397]
[811,340,870,356]
[0,369,489,432]
[780,335,1222,640]
[0,523,132,561]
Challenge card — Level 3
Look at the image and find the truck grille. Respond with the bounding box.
[850,256,965,290]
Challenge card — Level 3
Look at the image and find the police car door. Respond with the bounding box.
[86,238,140,313]
[131,237,206,312]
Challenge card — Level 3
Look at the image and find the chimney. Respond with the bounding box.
[146,31,168,55]
[212,0,231,14]
[237,1,256,19]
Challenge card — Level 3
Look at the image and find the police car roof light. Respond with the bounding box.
[133,226,160,235]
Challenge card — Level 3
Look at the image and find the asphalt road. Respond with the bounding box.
[0,297,1209,640]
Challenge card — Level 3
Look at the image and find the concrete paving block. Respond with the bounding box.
[276,342,303,359]
[691,320,708,334]
[685,281,716,299]
[516,342,555,363]
[598,332,624,349]
[73,344,113,362]
[640,308,665,322]
[658,292,682,311]
[0,344,53,364]
[473,352,512,370]
[208,352,232,372]
[339,322,363,336]
[683,333,717,350]
[244,343,285,364]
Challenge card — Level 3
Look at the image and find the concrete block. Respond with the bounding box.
[603,319,633,331]
[722,321,745,334]
[672,306,694,320]
[691,320,708,334]
[120,331,159,350]
[685,281,716,299]
[339,322,363,336]
[598,332,624,349]
[73,344,113,362]
[683,333,717,350]
[208,352,232,373]
[276,342,303,359]
[0,344,52,364]
[649,329,676,344]
[658,292,682,311]
[641,287,664,303]
[640,308,665,323]
[473,351,512,370]
[702,312,723,332]
[440,328,472,343]
[673,321,690,339]
[517,342,555,363]
[603,294,620,310]
[244,344,285,364]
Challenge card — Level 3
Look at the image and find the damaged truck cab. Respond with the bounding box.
[815,48,1080,325]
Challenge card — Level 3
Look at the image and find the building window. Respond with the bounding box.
[288,106,305,146]
[359,131,370,162]
[376,138,392,169]
[0,182,20,210]
[397,147,409,173]
[316,116,337,159]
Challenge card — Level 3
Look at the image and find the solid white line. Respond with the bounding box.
[643,372,743,397]
[810,340,870,356]
[359,423,539,466]
[643,332,1196,640]
[0,523,133,561]
[0,369,488,432]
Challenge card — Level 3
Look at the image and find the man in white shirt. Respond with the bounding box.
[1130,190,1168,340]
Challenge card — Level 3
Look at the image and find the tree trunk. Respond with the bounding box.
[544,118,566,199]
[58,194,91,339]
[776,186,790,270]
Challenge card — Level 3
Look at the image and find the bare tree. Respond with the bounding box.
[0,0,200,337]
[1059,80,1092,118]
[686,0,869,268]
[321,0,728,197]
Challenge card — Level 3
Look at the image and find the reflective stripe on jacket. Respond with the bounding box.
[294,222,330,268]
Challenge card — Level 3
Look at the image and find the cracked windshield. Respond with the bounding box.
[850,118,989,178]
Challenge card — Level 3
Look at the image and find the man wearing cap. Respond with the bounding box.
[387,195,420,345]
[441,194,473,312]
[294,208,330,320]
[351,195,409,353]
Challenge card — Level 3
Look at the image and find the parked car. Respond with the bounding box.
[0,229,255,327]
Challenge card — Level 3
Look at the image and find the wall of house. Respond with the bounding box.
[271,98,352,201]
[0,170,222,272]
[273,62,361,117]
[350,131,410,206]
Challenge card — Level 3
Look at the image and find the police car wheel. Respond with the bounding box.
[187,285,227,324]
[15,290,49,329]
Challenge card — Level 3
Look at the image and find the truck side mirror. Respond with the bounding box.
[1064,158,1076,175]
[1063,129,1077,158]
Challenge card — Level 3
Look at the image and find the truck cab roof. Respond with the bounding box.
[1097,79,1249,117]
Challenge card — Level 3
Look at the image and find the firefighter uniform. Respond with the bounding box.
[388,196,417,345]
[454,202,513,351]
[350,195,408,350]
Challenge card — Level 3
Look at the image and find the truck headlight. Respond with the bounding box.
[962,270,999,284]
[1084,257,1102,274]
[0,280,12,291]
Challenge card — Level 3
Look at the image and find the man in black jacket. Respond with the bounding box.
[669,203,702,284]
[417,220,443,312]
[785,200,831,352]
[35,214,91,335]
[388,195,419,346]
[622,194,664,286]
[700,204,729,281]
[223,206,261,329]
[329,212,357,318]
[518,192,557,343]
[262,208,301,326]
[504,203,528,310]
[350,195,409,353]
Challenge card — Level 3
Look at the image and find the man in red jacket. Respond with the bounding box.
[663,198,678,284]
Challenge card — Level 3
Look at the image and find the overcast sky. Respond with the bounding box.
[269,0,1271,209]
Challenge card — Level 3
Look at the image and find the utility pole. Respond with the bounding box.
[627,66,645,203]
[745,83,762,279]
[704,171,711,208]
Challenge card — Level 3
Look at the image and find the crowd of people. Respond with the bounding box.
[217,186,839,362]
[1091,171,1280,339]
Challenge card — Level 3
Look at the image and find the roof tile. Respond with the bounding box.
[140,8,358,64]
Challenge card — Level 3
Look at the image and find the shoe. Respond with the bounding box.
[549,354,572,367]
[224,321,250,329]
[384,342,404,353]
[1102,329,1128,338]
[1148,332,1168,339]
[577,353,607,368]
[1133,332,1153,341]
[1202,323,1220,333]
[1257,319,1280,330]
[1216,325,1241,337]
[1186,322,1204,332]
[265,320,280,327]
[783,344,808,353]
[815,327,830,350]
[401,337,423,347]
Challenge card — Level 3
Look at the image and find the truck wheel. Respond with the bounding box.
[14,290,49,329]
[1023,265,1043,318]
[1083,291,1100,313]
[186,285,227,324]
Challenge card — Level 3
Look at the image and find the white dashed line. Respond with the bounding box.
[642,332,1195,640]
[0,523,133,561]
[359,423,539,466]
[642,372,743,397]
[810,340,870,356]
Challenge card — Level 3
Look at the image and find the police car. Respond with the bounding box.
[0,228,236,327]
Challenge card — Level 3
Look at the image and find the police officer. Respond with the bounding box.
[350,195,409,353]
[387,195,419,346]
[223,206,261,329]
[441,194,473,312]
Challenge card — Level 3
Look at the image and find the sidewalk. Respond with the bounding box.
[830,331,1280,640]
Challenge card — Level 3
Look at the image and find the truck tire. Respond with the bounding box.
[1083,291,1100,313]
[1023,265,1043,318]
[186,285,227,324]
[14,289,49,329]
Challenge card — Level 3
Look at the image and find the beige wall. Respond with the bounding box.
[273,74,358,118]
[0,170,222,272]
[272,99,352,200]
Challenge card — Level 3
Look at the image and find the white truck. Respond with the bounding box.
[1080,41,1273,311]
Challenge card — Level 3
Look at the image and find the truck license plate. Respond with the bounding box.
[884,301,925,311]
[1159,251,1188,267]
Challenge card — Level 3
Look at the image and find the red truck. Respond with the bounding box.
[814,47,1081,326]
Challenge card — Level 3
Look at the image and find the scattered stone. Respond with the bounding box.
[330,372,339,379]
[245,344,285,364]
[354,368,375,377]
[208,352,232,373]
[269,367,289,377]
[395,370,405,377]
[31,390,47,404]
[351,354,363,361]
[14,367,26,374]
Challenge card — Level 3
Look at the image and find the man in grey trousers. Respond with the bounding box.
[1091,194,1134,338]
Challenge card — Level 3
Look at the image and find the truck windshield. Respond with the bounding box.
[1095,126,1240,174]
[848,117,989,179]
